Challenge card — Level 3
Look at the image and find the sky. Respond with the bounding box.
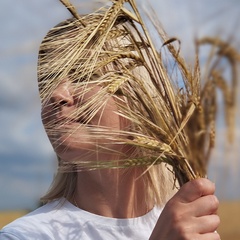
[0,0,239,210]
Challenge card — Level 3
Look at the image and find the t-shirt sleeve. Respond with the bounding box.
[0,231,21,240]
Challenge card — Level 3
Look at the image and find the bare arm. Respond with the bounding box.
[149,178,221,240]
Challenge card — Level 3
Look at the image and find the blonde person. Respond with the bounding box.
[0,3,222,240]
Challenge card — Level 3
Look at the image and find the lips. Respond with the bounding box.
[55,115,89,126]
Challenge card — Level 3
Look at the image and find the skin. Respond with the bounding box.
[41,79,127,163]
[42,78,220,239]
[149,178,220,240]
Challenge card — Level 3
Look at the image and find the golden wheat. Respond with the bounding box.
[38,0,239,186]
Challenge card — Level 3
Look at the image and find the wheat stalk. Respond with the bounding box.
[38,0,239,186]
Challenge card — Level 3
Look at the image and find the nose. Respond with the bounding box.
[50,82,74,107]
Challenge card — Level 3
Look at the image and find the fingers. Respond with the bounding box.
[188,232,221,240]
[192,194,219,217]
[173,215,220,239]
[196,214,221,234]
[181,214,220,234]
[175,178,216,203]
[149,178,221,240]
[199,232,221,240]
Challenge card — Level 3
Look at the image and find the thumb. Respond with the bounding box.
[175,178,216,203]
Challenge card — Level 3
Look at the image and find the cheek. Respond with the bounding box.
[95,99,121,128]
[41,104,52,127]
[41,107,48,126]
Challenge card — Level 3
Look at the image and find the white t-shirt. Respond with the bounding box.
[0,198,162,240]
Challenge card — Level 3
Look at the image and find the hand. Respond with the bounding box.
[149,178,220,240]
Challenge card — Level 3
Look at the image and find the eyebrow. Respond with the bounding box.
[38,71,63,83]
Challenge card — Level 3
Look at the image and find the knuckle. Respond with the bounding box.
[190,178,215,196]
[207,214,220,231]
[208,195,219,211]
[190,178,205,195]
[213,214,221,227]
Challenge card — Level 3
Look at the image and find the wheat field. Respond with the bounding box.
[0,201,239,239]
[0,210,27,229]
[218,201,240,240]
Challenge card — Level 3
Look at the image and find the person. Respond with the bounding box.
[0,4,221,240]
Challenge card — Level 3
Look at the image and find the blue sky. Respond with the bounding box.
[0,0,239,210]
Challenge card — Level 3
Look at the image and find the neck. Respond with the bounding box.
[72,168,154,218]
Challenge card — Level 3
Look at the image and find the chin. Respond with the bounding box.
[53,139,96,159]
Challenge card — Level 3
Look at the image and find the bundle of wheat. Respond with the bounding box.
[38,0,239,187]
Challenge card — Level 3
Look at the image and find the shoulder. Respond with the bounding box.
[0,198,76,240]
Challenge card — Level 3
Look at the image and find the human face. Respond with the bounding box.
[41,78,126,163]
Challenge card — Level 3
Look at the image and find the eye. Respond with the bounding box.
[71,73,101,84]
[38,72,62,91]
[72,76,87,84]
[91,73,101,80]
[39,72,63,83]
